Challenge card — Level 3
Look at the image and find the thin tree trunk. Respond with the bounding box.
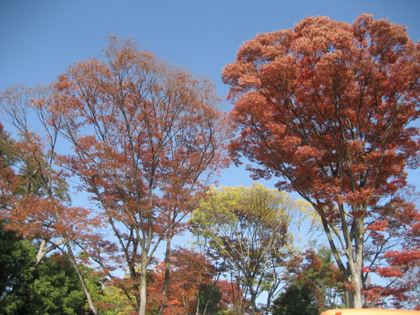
[158,235,172,315]
[65,242,100,315]
[195,274,202,315]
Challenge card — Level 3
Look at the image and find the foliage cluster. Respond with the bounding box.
[1,12,420,315]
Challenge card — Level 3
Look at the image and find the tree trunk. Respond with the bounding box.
[65,242,100,315]
[158,235,172,315]
[195,275,202,315]
[139,254,149,315]
[351,276,362,308]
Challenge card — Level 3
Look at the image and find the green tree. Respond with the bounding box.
[271,284,319,315]
[190,183,318,315]
[0,221,35,314]
[0,221,89,315]
[197,282,222,315]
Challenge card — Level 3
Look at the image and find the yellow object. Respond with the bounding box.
[320,310,420,315]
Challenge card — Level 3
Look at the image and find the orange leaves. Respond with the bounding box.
[366,219,389,232]
[375,266,405,278]
[42,37,231,314]
[145,248,217,314]
[223,14,420,308]
[224,13,420,222]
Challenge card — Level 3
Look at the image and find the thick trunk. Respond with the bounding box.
[346,276,362,308]
[320,214,364,309]
[353,279,362,308]
[158,236,172,315]
[35,238,65,267]
[349,217,364,309]
[138,255,148,315]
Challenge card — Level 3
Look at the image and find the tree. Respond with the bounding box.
[0,122,18,216]
[197,282,223,315]
[215,279,251,315]
[145,247,217,315]
[222,14,420,308]
[0,85,101,314]
[0,220,35,314]
[190,183,317,315]
[272,284,319,315]
[46,37,229,315]
[0,221,89,315]
[286,247,346,311]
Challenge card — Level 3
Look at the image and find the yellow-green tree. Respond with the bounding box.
[190,183,318,315]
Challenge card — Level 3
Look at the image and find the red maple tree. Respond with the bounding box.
[222,14,420,308]
[47,37,230,315]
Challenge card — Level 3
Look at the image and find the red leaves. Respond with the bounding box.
[224,13,420,210]
[42,37,232,314]
[223,13,420,308]
[376,266,405,278]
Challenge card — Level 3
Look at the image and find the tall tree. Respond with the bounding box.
[222,14,420,308]
[48,37,229,315]
[190,183,318,315]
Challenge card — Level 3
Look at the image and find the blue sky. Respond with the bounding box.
[1,0,420,191]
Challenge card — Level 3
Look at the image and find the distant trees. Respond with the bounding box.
[272,247,346,315]
[272,284,319,315]
[222,13,420,308]
[2,12,420,312]
[190,183,318,314]
[1,37,230,315]
[288,247,346,310]
[145,247,238,315]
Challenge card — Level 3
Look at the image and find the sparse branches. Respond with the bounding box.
[190,183,319,315]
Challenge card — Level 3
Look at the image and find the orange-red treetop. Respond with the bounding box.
[223,13,420,218]
[51,37,231,227]
[47,37,231,287]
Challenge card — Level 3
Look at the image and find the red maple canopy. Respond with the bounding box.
[222,14,420,308]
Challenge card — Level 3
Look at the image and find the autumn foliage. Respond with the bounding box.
[47,37,230,315]
[1,13,420,313]
[222,14,420,308]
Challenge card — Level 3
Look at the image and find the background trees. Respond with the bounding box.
[284,246,346,312]
[0,84,102,314]
[271,284,320,315]
[222,13,420,308]
[0,220,90,315]
[190,183,318,314]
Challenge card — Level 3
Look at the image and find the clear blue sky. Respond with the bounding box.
[1,0,420,191]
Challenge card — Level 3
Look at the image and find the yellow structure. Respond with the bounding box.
[320,310,420,315]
